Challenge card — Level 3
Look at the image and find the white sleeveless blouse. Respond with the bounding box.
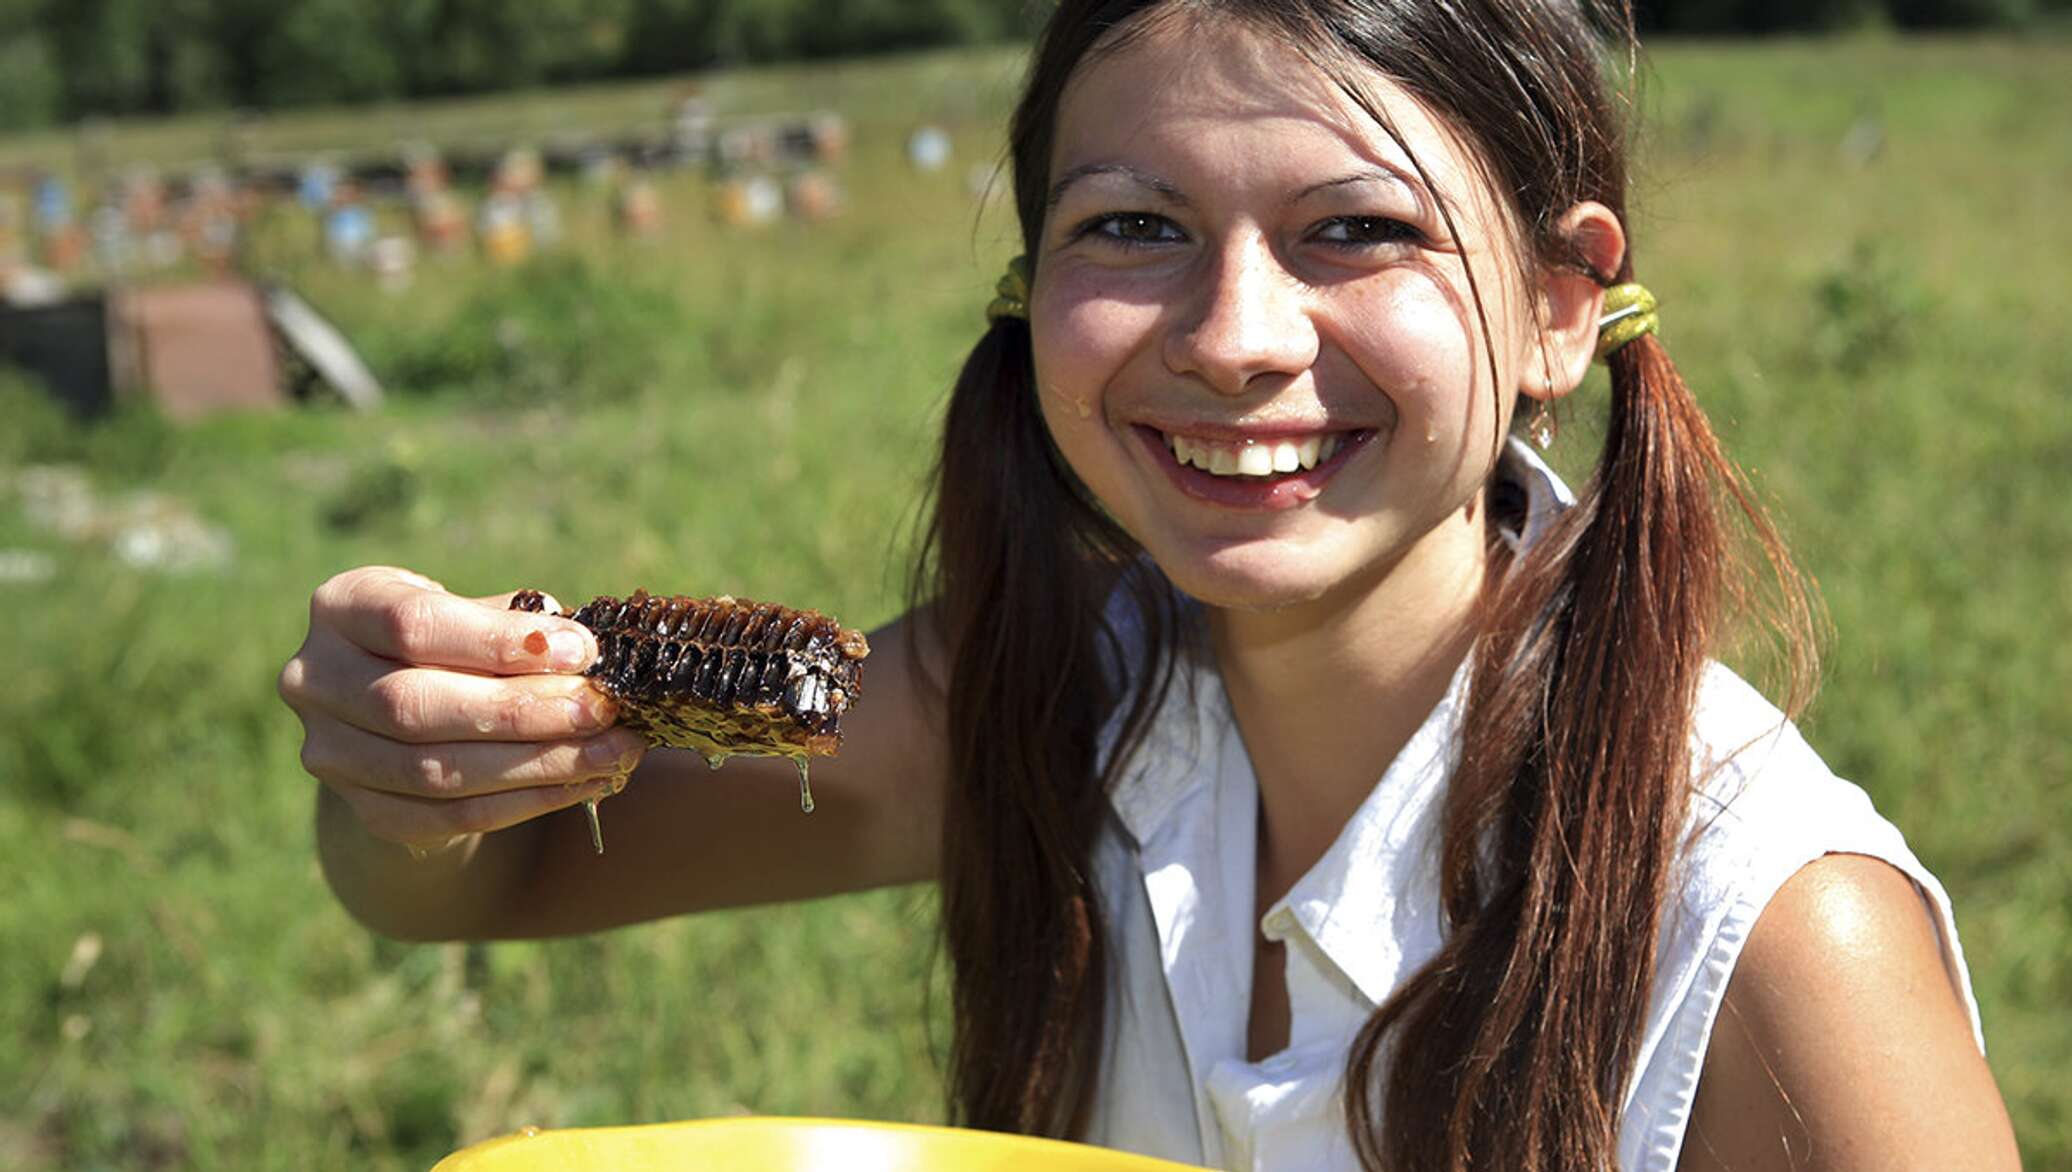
[1079,443,1985,1171]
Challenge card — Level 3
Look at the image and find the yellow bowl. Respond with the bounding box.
[434,1117,1210,1171]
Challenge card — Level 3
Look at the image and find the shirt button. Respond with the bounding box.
[1263,908,1294,937]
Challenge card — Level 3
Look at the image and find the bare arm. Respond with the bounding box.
[284,566,948,942]
[1677,853,2021,1172]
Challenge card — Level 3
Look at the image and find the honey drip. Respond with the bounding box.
[793,757,816,814]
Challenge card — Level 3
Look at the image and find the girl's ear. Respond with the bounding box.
[1529,201,1626,401]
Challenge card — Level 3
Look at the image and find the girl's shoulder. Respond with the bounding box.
[1670,665,1974,1000]
[1619,664,1988,1170]
[1678,666,1935,897]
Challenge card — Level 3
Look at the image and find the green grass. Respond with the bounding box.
[3,36,2068,1170]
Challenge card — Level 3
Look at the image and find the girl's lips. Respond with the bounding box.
[1132,424,1375,511]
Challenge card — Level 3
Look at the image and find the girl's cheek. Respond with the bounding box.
[1346,285,1484,413]
[1046,279,1164,354]
[1034,301,1147,422]
[1030,338,1094,428]
[1029,350,1106,472]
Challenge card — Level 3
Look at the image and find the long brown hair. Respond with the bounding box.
[911,1,1818,1167]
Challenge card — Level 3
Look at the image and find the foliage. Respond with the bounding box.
[4,0,1036,128]
[0,366,78,464]
[1803,238,1936,376]
[0,4,62,133]
[1640,0,2061,29]
[365,254,687,408]
[7,0,2063,129]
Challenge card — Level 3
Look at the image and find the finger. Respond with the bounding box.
[301,722,650,801]
[386,567,446,593]
[297,639,619,743]
[336,773,625,848]
[314,567,597,676]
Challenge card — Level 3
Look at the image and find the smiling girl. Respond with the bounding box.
[281,1,2020,1169]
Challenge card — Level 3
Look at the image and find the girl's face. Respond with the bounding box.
[1031,14,1585,613]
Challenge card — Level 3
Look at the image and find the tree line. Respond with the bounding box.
[0,0,2057,134]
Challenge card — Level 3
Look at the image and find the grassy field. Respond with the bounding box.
[4,36,2068,1170]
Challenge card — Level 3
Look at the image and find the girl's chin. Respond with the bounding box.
[1149,545,1347,612]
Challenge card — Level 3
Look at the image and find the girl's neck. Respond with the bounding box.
[1207,506,1490,905]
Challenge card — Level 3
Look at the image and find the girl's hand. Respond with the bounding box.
[278,566,649,852]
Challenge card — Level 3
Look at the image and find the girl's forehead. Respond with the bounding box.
[1049,13,1483,206]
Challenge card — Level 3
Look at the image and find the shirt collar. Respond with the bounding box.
[1264,660,1467,1006]
[1498,435,1577,552]
[1106,660,1225,846]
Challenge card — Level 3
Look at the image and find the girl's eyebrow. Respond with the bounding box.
[1046,163,1432,216]
[1289,167,1427,208]
[1046,162,1190,210]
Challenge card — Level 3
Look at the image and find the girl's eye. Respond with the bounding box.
[1311,216,1421,247]
[1084,212,1186,246]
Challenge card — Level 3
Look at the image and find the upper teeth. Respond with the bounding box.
[1168,432,1341,477]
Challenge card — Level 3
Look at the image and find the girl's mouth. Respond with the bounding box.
[1134,424,1376,511]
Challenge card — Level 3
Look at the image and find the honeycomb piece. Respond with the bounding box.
[511,588,868,764]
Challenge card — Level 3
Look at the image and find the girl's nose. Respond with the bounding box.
[1162,236,1318,396]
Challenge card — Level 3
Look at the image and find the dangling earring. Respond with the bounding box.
[1528,400,1557,450]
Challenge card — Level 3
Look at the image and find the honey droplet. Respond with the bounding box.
[1043,381,1094,421]
[583,799,605,854]
[793,757,815,814]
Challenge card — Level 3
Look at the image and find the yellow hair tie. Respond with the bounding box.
[1596,283,1658,360]
[986,255,1031,323]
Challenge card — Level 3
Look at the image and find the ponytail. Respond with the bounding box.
[914,316,1180,1138]
[1348,310,1817,1171]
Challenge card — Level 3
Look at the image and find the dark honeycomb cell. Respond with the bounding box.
[509,588,868,759]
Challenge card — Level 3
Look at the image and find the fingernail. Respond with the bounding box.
[584,736,623,769]
[547,628,591,671]
[561,691,609,731]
